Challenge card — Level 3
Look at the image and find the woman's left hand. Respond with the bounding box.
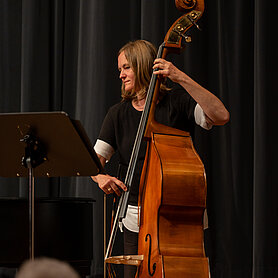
[153,58,184,83]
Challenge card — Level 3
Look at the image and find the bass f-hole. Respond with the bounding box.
[145,233,156,276]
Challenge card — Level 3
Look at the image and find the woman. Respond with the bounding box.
[92,40,229,277]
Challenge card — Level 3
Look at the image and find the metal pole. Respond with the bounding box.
[27,158,34,260]
[104,194,107,278]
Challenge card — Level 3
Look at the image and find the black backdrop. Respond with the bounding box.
[0,0,277,277]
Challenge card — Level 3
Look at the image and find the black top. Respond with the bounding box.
[98,84,197,205]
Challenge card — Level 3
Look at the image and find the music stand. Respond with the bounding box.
[0,111,103,259]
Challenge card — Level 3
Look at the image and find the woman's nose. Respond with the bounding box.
[119,69,126,79]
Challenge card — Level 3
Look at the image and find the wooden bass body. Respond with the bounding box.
[136,125,209,278]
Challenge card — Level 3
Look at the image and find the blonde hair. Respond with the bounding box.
[119,40,157,101]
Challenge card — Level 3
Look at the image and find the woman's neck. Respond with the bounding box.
[132,97,146,111]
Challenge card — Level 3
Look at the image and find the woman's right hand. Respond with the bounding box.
[92,174,127,196]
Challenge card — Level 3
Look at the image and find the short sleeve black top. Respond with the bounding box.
[98,84,197,205]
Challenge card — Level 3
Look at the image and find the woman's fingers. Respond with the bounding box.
[153,59,172,77]
[153,58,182,83]
[110,178,127,196]
[98,175,127,196]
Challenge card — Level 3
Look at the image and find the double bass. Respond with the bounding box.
[105,1,209,277]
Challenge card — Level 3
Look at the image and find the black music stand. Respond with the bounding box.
[0,111,103,260]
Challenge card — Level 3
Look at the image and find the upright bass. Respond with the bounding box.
[106,1,209,277]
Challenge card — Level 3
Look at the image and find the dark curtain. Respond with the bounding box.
[0,0,277,277]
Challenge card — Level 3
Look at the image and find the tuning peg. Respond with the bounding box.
[187,13,202,31]
[173,29,192,43]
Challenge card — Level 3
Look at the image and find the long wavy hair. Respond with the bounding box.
[118,40,157,101]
